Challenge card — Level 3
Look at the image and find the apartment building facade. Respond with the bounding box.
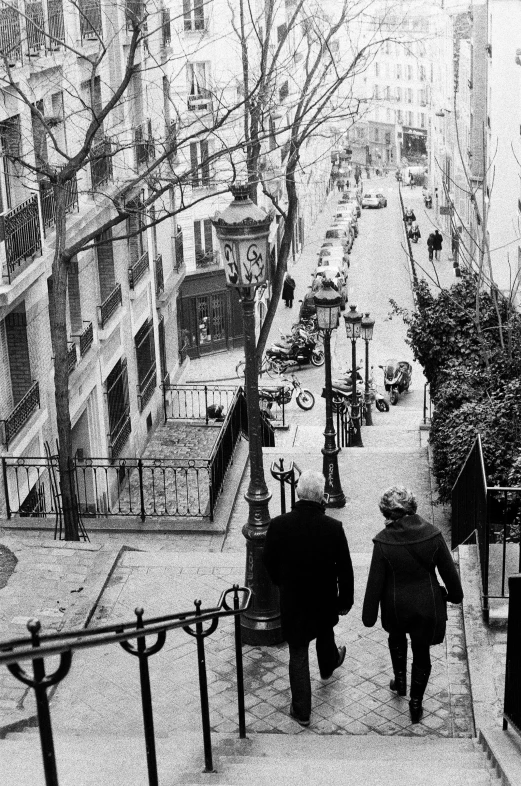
[0,0,184,513]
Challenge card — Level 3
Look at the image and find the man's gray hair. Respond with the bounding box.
[379,485,417,519]
[297,470,325,503]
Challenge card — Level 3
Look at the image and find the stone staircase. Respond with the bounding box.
[1,731,501,785]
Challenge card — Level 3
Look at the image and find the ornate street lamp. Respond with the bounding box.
[212,185,282,645]
[361,313,375,427]
[343,304,364,447]
[314,281,346,508]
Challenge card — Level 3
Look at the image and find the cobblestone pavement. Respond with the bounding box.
[43,551,473,738]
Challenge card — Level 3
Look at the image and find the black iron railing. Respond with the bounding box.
[26,0,45,53]
[134,120,155,169]
[108,415,131,460]
[0,3,22,63]
[208,388,245,520]
[137,364,156,412]
[1,194,43,282]
[128,250,149,289]
[78,0,102,39]
[79,321,93,356]
[451,435,521,621]
[0,586,251,786]
[188,91,212,112]
[90,138,113,189]
[259,385,288,429]
[270,457,301,514]
[0,381,40,448]
[98,283,122,328]
[504,575,521,738]
[39,177,79,234]
[154,252,164,296]
[163,384,239,423]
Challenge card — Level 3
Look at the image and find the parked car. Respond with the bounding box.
[325,227,350,241]
[333,215,358,237]
[340,194,362,216]
[312,265,348,308]
[299,288,317,320]
[317,248,350,271]
[362,193,387,209]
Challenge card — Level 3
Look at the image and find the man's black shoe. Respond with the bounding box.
[289,703,310,727]
[320,645,347,680]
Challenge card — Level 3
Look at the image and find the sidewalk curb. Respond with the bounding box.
[0,544,126,738]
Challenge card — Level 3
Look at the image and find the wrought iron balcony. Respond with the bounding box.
[109,411,131,459]
[137,364,156,412]
[90,138,113,189]
[67,342,77,374]
[128,250,149,289]
[79,0,102,40]
[1,194,43,283]
[1,381,40,448]
[187,91,212,112]
[154,253,164,296]
[0,3,22,64]
[79,321,93,356]
[98,283,122,329]
[39,177,79,235]
[134,120,155,169]
[26,1,45,54]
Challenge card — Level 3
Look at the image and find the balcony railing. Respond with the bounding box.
[98,283,122,329]
[79,321,93,356]
[47,0,65,45]
[109,411,131,459]
[1,194,43,283]
[154,253,164,296]
[90,138,113,189]
[26,1,45,54]
[128,250,149,289]
[187,91,212,112]
[195,251,218,269]
[1,381,40,448]
[39,177,79,234]
[79,0,102,40]
[137,364,156,412]
[134,120,155,169]
[0,3,22,64]
[67,342,77,374]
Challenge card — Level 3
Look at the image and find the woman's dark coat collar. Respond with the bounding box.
[373,513,439,545]
[294,499,326,515]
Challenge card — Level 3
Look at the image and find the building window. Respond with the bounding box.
[407,64,413,80]
[374,128,379,142]
[0,115,24,210]
[408,112,414,126]
[187,62,211,108]
[396,110,403,124]
[395,87,401,103]
[106,358,131,458]
[374,62,379,77]
[407,88,413,104]
[184,0,205,31]
[386,108,391,122]
[96,229,116,301]
[277,22,287,42]
[420,113,426,128]
[194,218,214,266]
[385,86,391,101]
[419,65,426,82]
[396,63,402,80]
[190,140,211,187]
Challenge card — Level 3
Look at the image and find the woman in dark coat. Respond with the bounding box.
[362,486,463,723]
[282,273,296,307]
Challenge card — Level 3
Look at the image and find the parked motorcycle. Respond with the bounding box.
[266,330,325,372]
[408,223,421,243]
[379,359,413,405]
[423,191,433,208]
[324,368,390,413]
[260,374,315,413]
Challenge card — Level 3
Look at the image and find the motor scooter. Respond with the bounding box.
[423,190,433,208]
[379,360,413,405]
[324,367,389,413]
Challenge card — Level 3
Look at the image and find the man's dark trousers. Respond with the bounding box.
[289,628,339,719]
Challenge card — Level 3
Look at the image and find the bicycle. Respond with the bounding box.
[235,355,283,379]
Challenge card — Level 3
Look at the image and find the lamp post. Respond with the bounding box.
[314,281,346,508]
[212,185,283,645]
[361,313,375,427]
[343,304,364,447]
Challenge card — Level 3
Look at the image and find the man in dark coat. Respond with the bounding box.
[426,232,435,261]
[281,272,296,307]
[362,486,463,723]
[432,229,443,260]
[263,470,354,726]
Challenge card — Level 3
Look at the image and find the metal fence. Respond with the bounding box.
[0,586,251,786]
[504,575,521,738]
[163,384,239,423]
[208,388,245,518]
[270,458,301,514]
[451,435,521,621]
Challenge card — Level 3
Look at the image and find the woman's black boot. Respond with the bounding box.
[389,642,407,696]
[409,664,431,723]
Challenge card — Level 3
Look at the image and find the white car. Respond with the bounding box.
[361,193,387,209]
[317,248,349,270]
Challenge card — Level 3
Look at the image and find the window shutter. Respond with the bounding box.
[183,0,191,29]
[194,0,204,29]
[190,142,199,187]
[200,140,210,185]
[194,220,203,261]
[204,219,213,257]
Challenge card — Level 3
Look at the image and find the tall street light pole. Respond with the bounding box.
[212,185,283,646]
[314,281,346,508]
[361,313,375,427]
[344,304,364,447]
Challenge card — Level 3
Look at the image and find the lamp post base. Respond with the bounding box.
[322,445,346,508]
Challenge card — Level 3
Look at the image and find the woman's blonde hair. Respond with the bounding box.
[379,485,417,519]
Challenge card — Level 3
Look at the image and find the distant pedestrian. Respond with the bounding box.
[362,486,463,724]
[426,232,435,261]
[365,166,370,179]
[282,272,296,307]
[263,470,354,728]
[432,229,443,261]
[336,179,344,193]
[408,172,414,189]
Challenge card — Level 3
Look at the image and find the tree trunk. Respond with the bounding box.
[50,183,80,540]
